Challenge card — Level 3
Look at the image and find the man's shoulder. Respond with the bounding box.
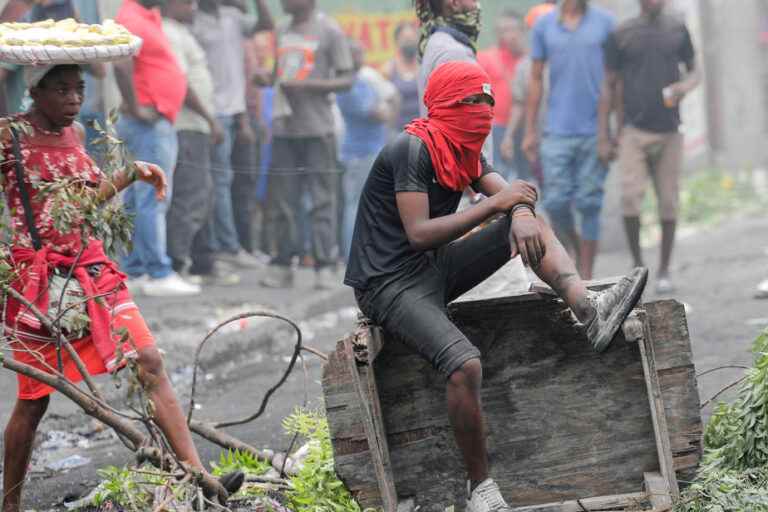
[588,5,615,23]
[393,132,433,170]
[115,0,145,26]
[425,30,470,53]
[314,11,344,35]
[476,46,498,65]
[615,13,687,41]
[161,18,185,38]
[422,32,475,73]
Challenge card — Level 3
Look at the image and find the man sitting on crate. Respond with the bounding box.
[344,61,648,512]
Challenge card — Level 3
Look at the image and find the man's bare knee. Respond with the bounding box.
[6,397,49,435]
[448,358,483,390]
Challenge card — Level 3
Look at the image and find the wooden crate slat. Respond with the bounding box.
[323,298,701,511]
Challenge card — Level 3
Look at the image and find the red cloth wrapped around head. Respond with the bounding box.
[406,61,494,192]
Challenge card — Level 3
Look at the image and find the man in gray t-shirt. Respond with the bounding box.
[416,0,493,165]
[192,0,272,268]
[259,0,354,290]
[418,31,475,117]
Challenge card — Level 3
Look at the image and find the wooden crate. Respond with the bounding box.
[322,287,702,512]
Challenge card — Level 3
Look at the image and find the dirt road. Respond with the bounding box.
[2,215,767,510]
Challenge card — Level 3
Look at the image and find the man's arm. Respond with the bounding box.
[252,0,274,32]
[225,0,274,34]
[281,70,355,95]
[500,102,524,163]
[184,86,223,143]
[670,61,701,99]
[597,68,621,165]
[669,27,701,99]
[522,60,545,163]
[396,180,536,252]
[113,58,160,123]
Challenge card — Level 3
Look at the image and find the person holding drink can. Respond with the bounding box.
[598,0,700,294]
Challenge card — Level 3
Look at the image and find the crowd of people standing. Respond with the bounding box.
[0,0,701,296]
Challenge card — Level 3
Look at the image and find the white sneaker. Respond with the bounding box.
[125,275,148,296]
[466,479,512,512]
[142,273,201,297]
[656,276,676,295]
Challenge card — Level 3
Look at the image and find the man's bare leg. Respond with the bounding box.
[623,216,644,268]
[658,220,676,279]
[446,359,487,490]
[526,217,649,352]
[530,218,594,323]
[3,397,49,512]
[578,239,599,281]
[551,222,581,266]
[136,347,204,469]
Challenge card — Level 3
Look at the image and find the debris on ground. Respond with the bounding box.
[46,454,91,472]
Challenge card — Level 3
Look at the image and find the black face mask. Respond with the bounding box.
[400,44,418,60]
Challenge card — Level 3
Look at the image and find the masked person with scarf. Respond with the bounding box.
[345,61,648,512]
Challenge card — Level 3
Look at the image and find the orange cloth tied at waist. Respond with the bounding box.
[10,240,127,371]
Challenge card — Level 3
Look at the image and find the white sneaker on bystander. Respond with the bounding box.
[141,273,201,297]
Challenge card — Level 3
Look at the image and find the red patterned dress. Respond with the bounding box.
[2,116,155,400]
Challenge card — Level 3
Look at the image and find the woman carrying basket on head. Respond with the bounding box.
[0,63,243,512]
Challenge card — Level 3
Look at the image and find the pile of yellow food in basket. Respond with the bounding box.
[0,18,133,47]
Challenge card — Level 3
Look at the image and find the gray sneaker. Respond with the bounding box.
[585,267,649,352]
[217,250,266,270]
[466,478,512,512]
[186,263,241,287]
[260,265,294,289]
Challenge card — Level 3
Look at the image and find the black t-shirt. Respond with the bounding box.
[344,132,494,291]
[603,14,695,133]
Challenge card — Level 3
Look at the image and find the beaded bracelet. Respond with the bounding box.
[511,203,536,217]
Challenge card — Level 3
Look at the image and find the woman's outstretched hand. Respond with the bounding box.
[134,161,167,201]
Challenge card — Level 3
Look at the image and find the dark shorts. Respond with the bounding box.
[355,215,512,377]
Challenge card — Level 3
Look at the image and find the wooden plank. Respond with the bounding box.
[622,312,645,343]
[363,328,397,509]
[643,472,673,511]
[513,492,648,512]
[637,312,680,500]
[644,300,702,480]
[343,335,397,511]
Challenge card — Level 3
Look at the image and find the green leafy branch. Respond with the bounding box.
[676,329,768,511]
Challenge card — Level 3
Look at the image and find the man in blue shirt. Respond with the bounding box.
[522,0,614,280]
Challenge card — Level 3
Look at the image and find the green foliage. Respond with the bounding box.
[212,448,272,477]
[676,467,768,512]
[701,330,768,471]
[675,330,768,511]
[212,448,273,496]
[282,408,369,512]
[90,466,153,511]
